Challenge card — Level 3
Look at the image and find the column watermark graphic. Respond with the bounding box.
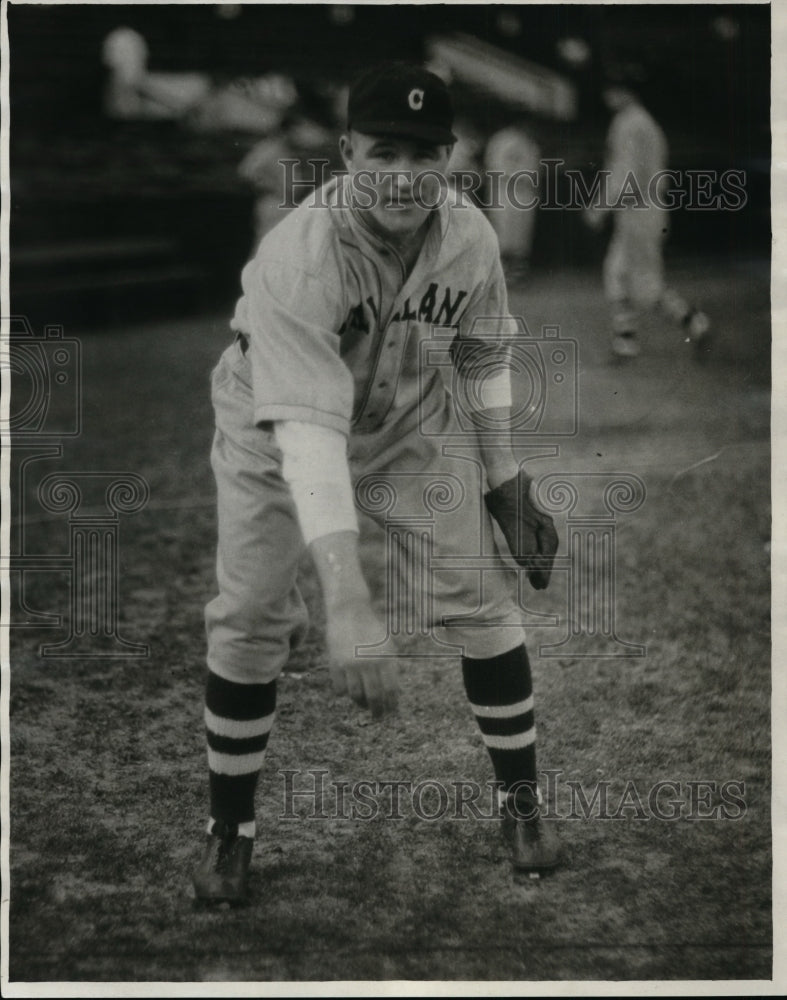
[354,471,468,657]
[35,473,150,658]
[535,472,646,658]
[1,316,150,658]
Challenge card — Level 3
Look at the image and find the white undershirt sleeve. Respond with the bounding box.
[273,420,358,545]
[458,366,512,412]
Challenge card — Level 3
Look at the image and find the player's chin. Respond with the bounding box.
[378,203,430,233]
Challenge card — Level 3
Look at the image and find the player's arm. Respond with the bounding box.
[463,367,519,489]
[449,248,519,488]
[451,249,558,590]
[604,113,638,205]
[584,113,634,230]
[274,420,398,718]
[458,367,558,591]
[239,259,398,717]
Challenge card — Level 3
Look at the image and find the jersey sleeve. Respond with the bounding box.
[449,238,514,400]
[238,257,354,436]
[458,248,510,331]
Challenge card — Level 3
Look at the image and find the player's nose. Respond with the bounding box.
[391,156,416,193]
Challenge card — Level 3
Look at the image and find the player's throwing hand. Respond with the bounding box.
[326,602,399,719]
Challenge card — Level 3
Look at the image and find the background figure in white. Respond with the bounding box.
[102,27,295,136]
[588,82,710,359]
[238,116,334,252]
[237,132,298,251]
[448,117,486,207]
[101,26,210,120]
[484,123,541,284]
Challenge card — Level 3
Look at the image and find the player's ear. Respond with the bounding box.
[339,133,353,169]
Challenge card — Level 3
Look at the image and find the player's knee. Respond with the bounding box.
[206,648,284,686]
[206,588,308,652]
[205,602,306,685]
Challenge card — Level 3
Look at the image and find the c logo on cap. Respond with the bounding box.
[408,88,425,111]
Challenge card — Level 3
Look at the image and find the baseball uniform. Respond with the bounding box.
[603,99,669,312]
[194,63,560,905]
[205,172,527,686]
[599,91,710,355]
[484,124,541,280]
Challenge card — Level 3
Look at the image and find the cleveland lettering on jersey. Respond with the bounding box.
[390,284,468,326]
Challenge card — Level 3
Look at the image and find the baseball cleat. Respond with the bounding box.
[611,332,641,359]
[501,789,561,873]
[193,820,253,905]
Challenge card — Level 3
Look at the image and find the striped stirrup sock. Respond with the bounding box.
[461,644,537,798]
[204,670,276,828]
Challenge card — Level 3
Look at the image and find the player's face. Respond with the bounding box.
[340,131,452,242]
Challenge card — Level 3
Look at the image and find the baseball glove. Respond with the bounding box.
[485,469,558,590]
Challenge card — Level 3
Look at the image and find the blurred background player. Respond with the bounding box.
[237,127,298,251]
[101,26,211,120]
[447,115,486,207]
[484,120,541,285]
[586,72,711,360]
[238,111,337,252]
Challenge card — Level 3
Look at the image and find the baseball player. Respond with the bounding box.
[193,62,560,905]
[484,122,541,284]
[586,77,711,359]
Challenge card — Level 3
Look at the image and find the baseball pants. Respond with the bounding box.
[205,339,526,686]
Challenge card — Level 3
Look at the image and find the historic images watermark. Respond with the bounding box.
[279,769,747,823]
[1,316,149,657]
[278,160,748,213]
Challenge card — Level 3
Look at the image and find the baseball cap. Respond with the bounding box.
[347,61,456,145]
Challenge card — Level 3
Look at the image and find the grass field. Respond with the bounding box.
[6,255,772,985]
